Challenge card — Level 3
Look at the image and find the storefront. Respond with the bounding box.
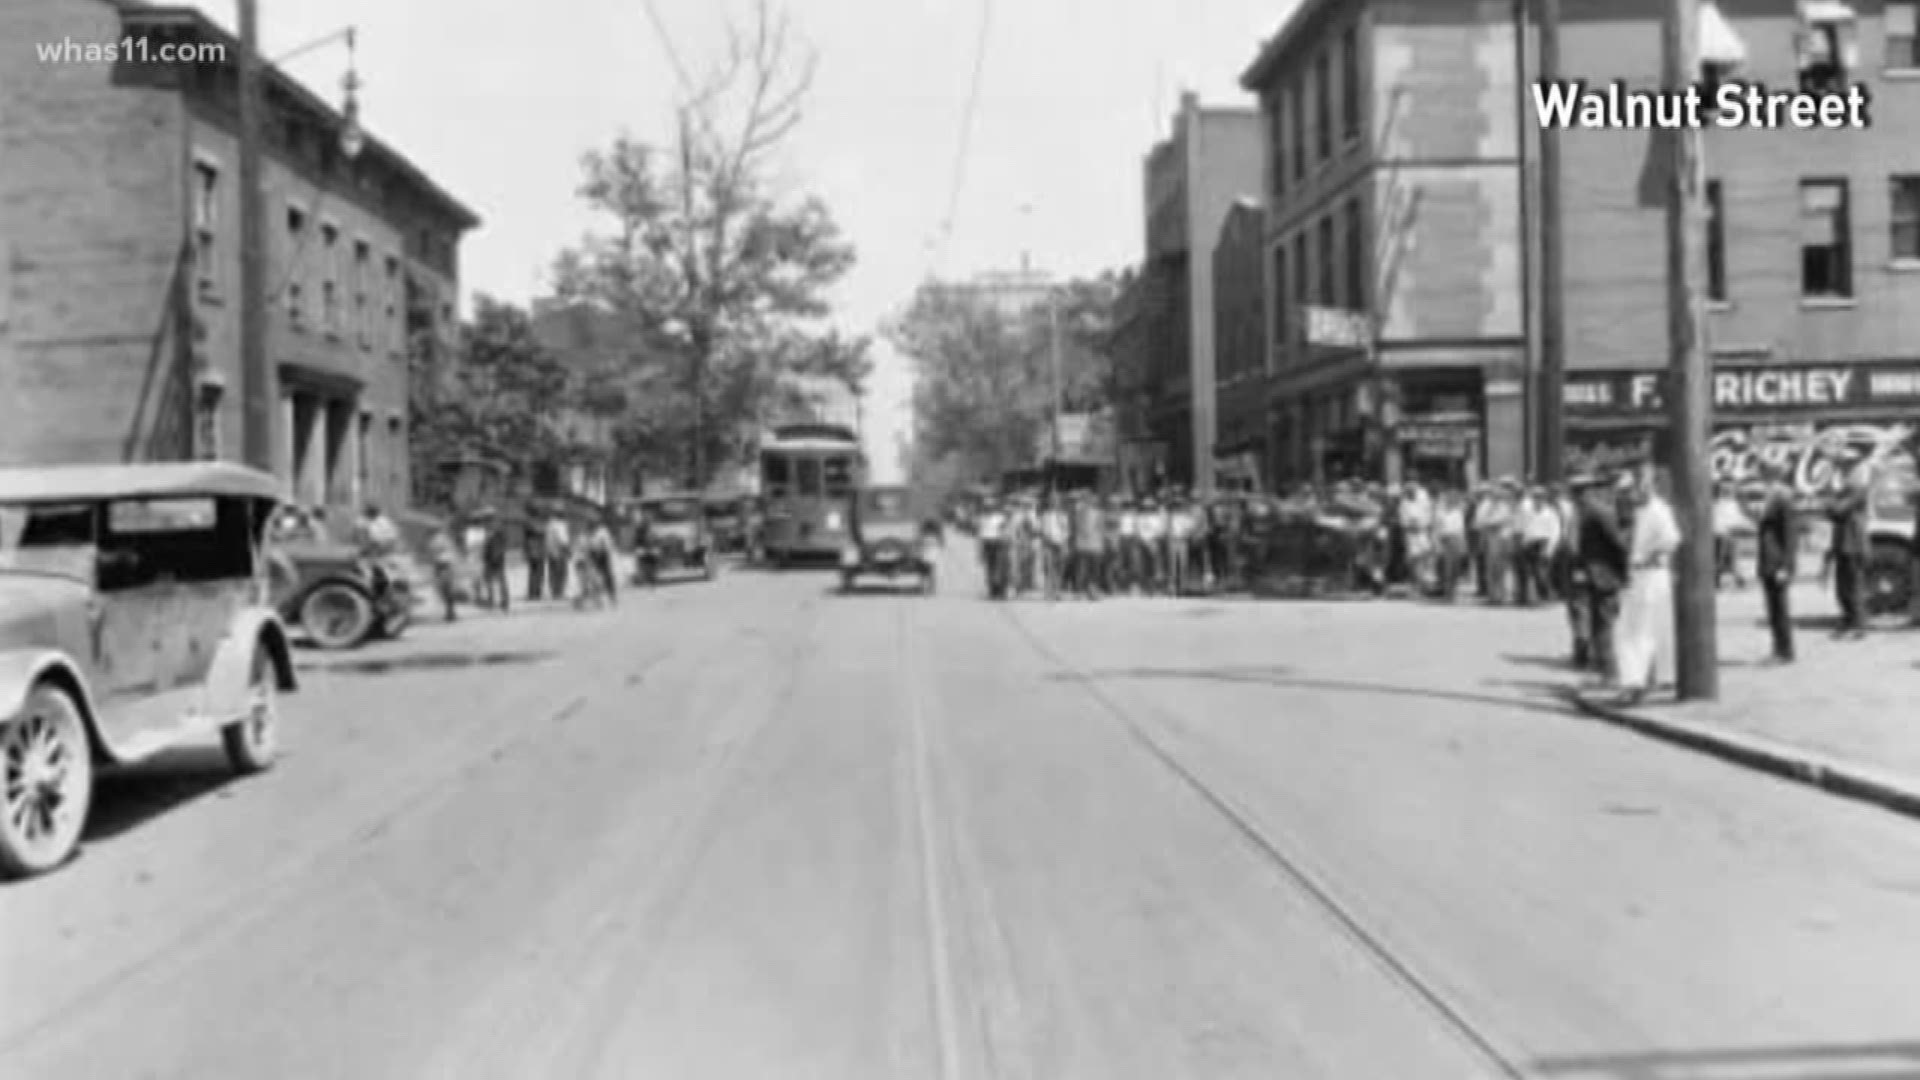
[1563,360,1920,500]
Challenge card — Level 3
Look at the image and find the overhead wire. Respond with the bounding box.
[928,0,994,282]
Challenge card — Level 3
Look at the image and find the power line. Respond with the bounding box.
[930,0,994,278]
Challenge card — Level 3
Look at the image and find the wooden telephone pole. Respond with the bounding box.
[236,0,271,471]
[1663,0,1719,700]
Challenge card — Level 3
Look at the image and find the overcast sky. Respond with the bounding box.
[209,0,1295,479]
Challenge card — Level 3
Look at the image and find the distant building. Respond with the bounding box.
[528,300,635,504]
[1211,198,1267,490]
[930,263,1055,319]
[1141,91,1264,493]
[0,0,478,517]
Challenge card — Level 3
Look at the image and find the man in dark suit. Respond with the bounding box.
[1754,473,1798,663]
[1823,463,1871,640]
[1576,472,1631,684]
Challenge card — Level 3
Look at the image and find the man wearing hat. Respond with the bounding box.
[1753,469,1797,662]
[976,494,1010,599]
[1822,457,1873,639]
[1575,471,1630,682]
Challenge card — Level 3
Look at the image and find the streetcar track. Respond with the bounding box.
[898,598,968,1080]
[997,603,1539,1080]
[0,604,725,1054]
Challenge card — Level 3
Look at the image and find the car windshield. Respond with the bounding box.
[0,501,96,579]
[648,500,699,523]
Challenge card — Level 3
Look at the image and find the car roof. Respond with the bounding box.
[0,461,283,503]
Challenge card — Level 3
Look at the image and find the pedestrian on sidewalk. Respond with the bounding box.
[1615,467,1681,705]
[1822,462,1871,640]
[1577,473,1629,681]
[976,497,1010,600]
[1040,492,1070,600]
[1070,492,1106,599]
[1477,484,1514,603]
[545,514,572,601]
[589,516,618,606]
[1168,493,1196,596]
[1433,492,1468,600]
[1712,482,1750,589]
[525,510,548,601]
[1755,473,1797,663]
[428,527,460,622]
[481,514,511,614]
[1137,495,1167,595]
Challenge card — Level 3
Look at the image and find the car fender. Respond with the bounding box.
[205,609,297,717]
[0,649,104,756]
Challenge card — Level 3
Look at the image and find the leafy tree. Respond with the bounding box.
[549,0,858,488]
[891,270,1125,487]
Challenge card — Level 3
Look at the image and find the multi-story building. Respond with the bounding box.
[1142,92,1264,493]
[1107,267,1165,490]
[1243,0,1527,488]
[1243,0,1920,492]
[1211,197,1268,490]
[0,0,478,516]
[928,263,1055,321]
[1551,0,1920,498]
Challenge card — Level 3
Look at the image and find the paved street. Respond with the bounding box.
[5,553,1920,1079]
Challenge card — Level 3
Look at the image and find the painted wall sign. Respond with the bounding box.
[1563,361,1920,414]
[1568,420,1917,504]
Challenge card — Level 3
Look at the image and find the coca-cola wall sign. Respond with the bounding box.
[1563,361,1920,415]
[1567,421,1916,502]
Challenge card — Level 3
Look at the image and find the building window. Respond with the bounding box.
[1705,180,1727,301]
[192,158,220,297]
[388,418,405,503]
[1293,232,1309,319]
[1313,51,1333,161]
[1270,93,1288,200]
[1316,216,1336,305]
[1290,79,1306,181]
[284,205,307,328]
[1341,199,1365,310]
[1892,0,1919,68]
[1800,179,1852,298]
[353,239,372,348]
[1341,26,1361,143]
[1893,176,1920,262]
[1798,7,1855,92]
[355,411,372,505]
[319,221,340,333]
[1270,244,1289,363]
[384,255,402,354]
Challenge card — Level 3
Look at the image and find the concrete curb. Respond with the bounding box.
[1569,690,1920,822]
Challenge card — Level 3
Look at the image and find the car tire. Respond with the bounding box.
[222,648,279,775]
[1865,539,1915,627]
[378,604,412,640]
[301,582,376,650]
[0,684,94,880]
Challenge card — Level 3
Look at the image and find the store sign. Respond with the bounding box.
[1564,361,1920,414]
[1304,306,1371,350]
[1710,421,1915,501]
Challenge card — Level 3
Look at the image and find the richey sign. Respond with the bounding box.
[1561,361,1920,414]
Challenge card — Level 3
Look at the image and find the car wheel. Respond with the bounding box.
[301,582,376,650]
[1865,540,1915,627]
[379,602,412,640]
[0,684,94,880]
[222,648,279,775]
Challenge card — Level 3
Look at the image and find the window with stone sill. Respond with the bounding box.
[1800,178,1853,298]
[193,159,220,296]
[1888,0,1918,69]
[1893,175,1920,262]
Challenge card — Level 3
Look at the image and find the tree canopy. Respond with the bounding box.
[890,270,1125,489]
[547,0,867,487]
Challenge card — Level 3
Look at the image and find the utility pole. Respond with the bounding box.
[1663,0,1718,700]
[1536,0,1566,482]
[1048,291,1064,461]
[236,0,271,472]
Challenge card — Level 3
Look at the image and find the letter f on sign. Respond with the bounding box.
[1630,374,1658,409]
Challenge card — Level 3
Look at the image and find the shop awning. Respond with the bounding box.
[1800,0,1855,24]
[1701,1,1747,65]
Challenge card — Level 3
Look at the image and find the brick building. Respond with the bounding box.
[1242,0,1920,492]
[1243,0,1528,489]
[1211,197,1269,489]
[1551,0,1920,500]
[0,0,478,516]
[1142,92,1264,493]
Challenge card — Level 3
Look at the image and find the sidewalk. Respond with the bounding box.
[1565,580,1920,820]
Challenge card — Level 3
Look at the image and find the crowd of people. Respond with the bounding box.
[971,458,1914,705]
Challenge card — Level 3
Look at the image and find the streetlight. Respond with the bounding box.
[237,6,364,473]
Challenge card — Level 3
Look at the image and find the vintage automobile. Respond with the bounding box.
[703,494,749,555]
[266,537,414,650]
[839,486,939,594]
[1864,458,1919,626]
[0,462,298,879]
[634,494,716,584]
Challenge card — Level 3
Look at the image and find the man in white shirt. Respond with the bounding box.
[1136,497,1167,595]
[544,514,572,599]
[1711,482,1750,588]
[1616,467,1681,702]
[976,499,1009,599]
[1519,486,1563,605]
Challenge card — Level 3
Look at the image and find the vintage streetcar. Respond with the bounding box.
[0,463,298,879]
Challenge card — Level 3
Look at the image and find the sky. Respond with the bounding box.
[208,0,1296,480]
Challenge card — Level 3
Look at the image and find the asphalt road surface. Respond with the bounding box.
[5,550,1920,1079]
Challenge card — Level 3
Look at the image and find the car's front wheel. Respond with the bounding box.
[0,684,94,879]
[302,582,376,649]
[1865,538,1915,627]
[222,648,279,774]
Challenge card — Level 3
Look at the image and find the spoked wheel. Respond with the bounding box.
[222,649,280,774]
[0,685,94,879]
[1865,543,1916,628]
[301,582,376,650]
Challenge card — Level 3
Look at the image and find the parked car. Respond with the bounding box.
[1865,458,1919,626]
[267,537,414,649]
[634,494,715,584]
[839,486,939,594]
[703,494,749,555]
[0,462,298,879]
